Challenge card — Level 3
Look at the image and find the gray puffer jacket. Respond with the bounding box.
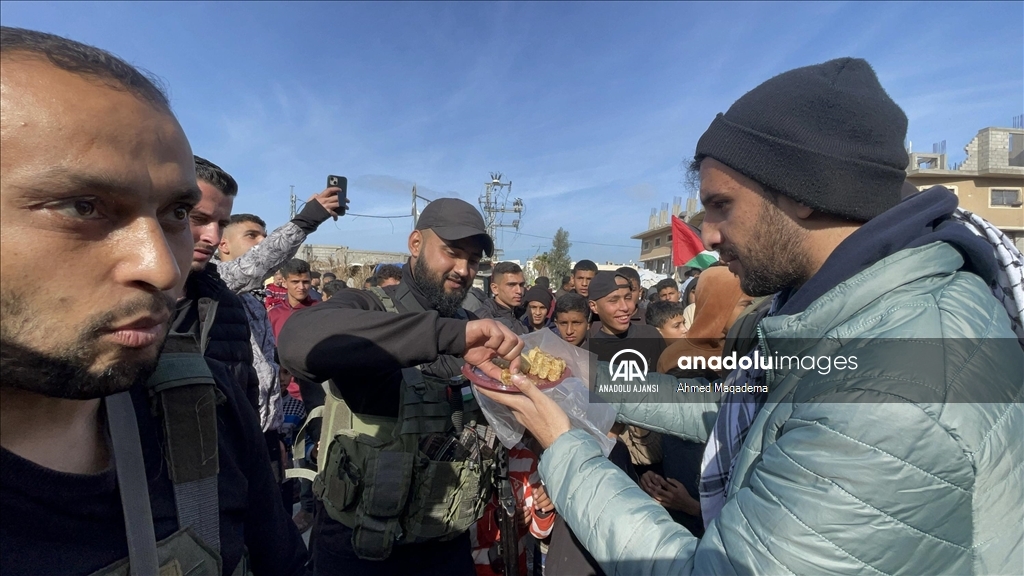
[539,241,1023,575]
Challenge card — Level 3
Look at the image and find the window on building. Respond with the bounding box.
[654,238,661,247]
[991,188,1022,207]
[917,185,958,196]
[643,241,650,250]
[667,233,673,243]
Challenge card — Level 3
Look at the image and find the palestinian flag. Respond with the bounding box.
[672,215,718,269]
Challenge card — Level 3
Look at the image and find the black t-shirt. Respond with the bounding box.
[587,322,667,370]
[0,370,307,576]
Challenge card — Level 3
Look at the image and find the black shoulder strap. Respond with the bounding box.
[106,391,160,576]
[146,332,221,552]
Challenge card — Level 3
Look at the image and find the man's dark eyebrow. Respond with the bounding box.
[29,166,201,205]
[700,191,724,206]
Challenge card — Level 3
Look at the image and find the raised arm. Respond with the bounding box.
[218,191,339,293]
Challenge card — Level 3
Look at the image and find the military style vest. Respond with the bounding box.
[91,331,249,576]
[289,285,498,561]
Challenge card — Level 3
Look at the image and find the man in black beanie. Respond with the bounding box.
[474,58,1022,575]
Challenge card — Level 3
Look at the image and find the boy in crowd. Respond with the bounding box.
[265,269,288,310]
[646,300,688,341]
[376,264,403,287]
[655,277,681,302]
[268,259,318,338]
[586,271,666,388]
[553,293,590,348]
[555,275,573,298]
[616,266,646,324]
[308,271,323,301]
[322,279,348,300]
[521,286,558,333]
[570,260,598,298]
[478,261,528,334]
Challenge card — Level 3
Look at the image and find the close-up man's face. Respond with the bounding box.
[527,301,549,327]
[555,311,589,346]
[285,273,311,303]
[659,287,680,302]
[590,286,633,334]
[189,179,233,271]
[219,220,266,261]
[492,272,525,308]
[573,270,595,298]
[699,158,811,297]
[0,56,198,399]
[409,229,483,317]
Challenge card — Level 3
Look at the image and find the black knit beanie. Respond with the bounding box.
[694,57,908,222]
[523,285,553,308]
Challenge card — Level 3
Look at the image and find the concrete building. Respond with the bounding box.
[295,244,409,282]
[631,196,700,276]
[906,126,1024,251]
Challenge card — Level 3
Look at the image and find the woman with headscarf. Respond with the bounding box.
[643,266,754,537]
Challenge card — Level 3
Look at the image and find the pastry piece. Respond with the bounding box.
[494,348,567,386]
[522,348,567,382]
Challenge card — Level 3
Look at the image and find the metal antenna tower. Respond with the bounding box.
[478,172,523,261]
[289,185,297,219]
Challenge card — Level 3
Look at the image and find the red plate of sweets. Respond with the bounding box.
[462,350,571,393]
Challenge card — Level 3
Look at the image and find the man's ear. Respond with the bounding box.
[589,301,598,315]
[408,230,424,258]
[218,239,230,257]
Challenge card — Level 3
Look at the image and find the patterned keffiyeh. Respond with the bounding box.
[698,295,780,528]
[951,208,1024,348]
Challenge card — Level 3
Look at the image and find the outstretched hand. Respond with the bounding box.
[463,319,524,380]
[473,371,571,449]
[640,471,701,517]
[309,187,349,220]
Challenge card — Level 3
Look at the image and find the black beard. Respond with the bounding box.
[0,290,172,400]
[413,256,469,318]
[0,337,161,399]
[727,197,812,297]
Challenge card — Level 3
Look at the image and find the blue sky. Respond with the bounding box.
[3,2,1021,264]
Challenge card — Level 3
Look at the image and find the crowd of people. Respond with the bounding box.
[2,25,1023,576]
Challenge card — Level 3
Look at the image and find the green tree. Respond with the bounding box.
[542,228,572,282]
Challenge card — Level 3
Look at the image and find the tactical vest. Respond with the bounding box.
[289,286,498,560]
[91,332,249,576]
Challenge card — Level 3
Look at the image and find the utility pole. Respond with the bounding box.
[411,183,432,229]
[478,172,523,262]
[289,185,296,220]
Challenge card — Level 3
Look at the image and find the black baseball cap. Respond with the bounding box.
[588,271,632,302]
[416,198,494,257]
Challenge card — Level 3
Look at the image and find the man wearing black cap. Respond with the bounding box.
[473,58,1023,574]
[278,198,524,575]
[585,271,666,374]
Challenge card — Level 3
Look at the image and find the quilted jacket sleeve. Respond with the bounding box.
[592,365,721,443]
[539,396,986,575]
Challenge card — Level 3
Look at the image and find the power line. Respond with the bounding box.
[513,231,636,249]
[346,213,412,219]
